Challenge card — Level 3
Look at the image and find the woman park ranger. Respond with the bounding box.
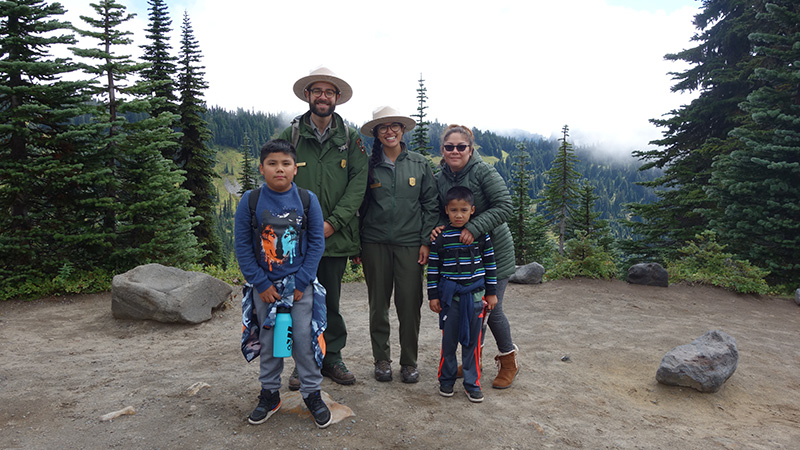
[355,106,439,383]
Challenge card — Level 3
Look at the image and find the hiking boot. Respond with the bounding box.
[321,360,356,385]
[439,384,454,397]
[401,365,419,383]
[492,344,520,389]
[248,389,281,425]
[303,390,332,429]
[465,389,484,403]
[374,360,392,382]
[288,367,300,391]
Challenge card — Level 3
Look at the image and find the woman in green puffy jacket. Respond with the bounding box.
[355,106,439,384]
[434,124,520,389]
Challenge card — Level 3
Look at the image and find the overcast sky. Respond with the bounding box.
[60,0,701,156]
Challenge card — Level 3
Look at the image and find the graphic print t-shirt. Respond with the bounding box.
[259,204,302,270]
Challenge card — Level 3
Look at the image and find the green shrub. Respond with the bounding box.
[666,231,770,294]
[1,265,113,301]
[188,254,244,286]
[544,232,618,281]
[343,260,365,283]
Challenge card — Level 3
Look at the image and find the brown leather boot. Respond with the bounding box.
[492,344,519,389]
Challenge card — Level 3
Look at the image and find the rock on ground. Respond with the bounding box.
[111,263,232,324]
[627,263,669,287]
[509,262,545,284]
[656,330,738,393]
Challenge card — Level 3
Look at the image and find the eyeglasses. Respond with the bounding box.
[377,123,403,135]
[442,144,470,152]
[308,88,338,98]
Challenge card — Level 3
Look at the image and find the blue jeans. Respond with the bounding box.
[482,278,515,353]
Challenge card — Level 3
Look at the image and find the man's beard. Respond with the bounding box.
[309,99,335,117]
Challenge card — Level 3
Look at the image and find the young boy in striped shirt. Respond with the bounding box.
[428,186,498,403]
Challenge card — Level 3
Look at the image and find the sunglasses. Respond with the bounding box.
[442,144,470,153]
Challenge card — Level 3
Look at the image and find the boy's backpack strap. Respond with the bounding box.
[248,186,262,231]
[297,187,310,233]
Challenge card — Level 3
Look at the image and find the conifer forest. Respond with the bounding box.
[1,0,798,299]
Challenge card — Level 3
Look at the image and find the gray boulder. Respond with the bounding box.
[509,262,545,284]
[656,330,738,393]
[112,263,232,324]
[795,288,799,306]
[627,262,669,287]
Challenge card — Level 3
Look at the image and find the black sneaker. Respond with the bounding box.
[466,389,484,403]
[401,365,419,383]
[439,384,454,397]
[321,360,356,385]
[248,389,281,425]
[303,390,332,429]
[374,360,392,382]
[288,367,300,391]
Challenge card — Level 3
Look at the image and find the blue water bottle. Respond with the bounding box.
[273,306,293,358]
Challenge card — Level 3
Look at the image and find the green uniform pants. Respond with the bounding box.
[319,256,348,367]
[362,243,424,367]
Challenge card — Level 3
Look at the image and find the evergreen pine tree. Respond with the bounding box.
[708,1,800,287]
[177,11,223,266]
[0,0,99,285]
[624,0,764,262]
[73,0,202,271]
[113,98,202,268]
[569,180,614,252]
[238,133,259,194]
[140,0,178,137]
[541,125,581,255]
[71,0,142,245]
[409,73,432,156]
[508,142,551,264]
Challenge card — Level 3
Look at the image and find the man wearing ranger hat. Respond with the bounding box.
[278,67,367,387]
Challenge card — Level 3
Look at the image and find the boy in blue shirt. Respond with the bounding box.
[235,139,331,428]
[428,186,498,403]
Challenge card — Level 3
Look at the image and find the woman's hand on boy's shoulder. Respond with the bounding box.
[429,225,445,242]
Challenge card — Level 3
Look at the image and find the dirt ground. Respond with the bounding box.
[1,278,799,449]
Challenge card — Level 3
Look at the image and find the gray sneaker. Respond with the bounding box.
[401,365,419,383]
[439,384,454,397]
[466,389,484,403]
[303,390,332,429]
[374,360,392,382]
[248,389,281,425]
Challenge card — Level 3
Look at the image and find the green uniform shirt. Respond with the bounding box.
[360,147,439,247]
[278,111,368,257]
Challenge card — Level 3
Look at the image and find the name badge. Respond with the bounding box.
[409,177,416,187]
[370,182,382,189]
[341,159,347,169]
[297,162,307,167]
